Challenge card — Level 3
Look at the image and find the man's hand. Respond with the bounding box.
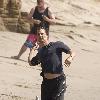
[64,50,76,67]
[42,15,49,22]
[64,56,73,67]
[33,19,41,24]
[42,15,56,24]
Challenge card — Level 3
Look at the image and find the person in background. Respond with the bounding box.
[11,0,56,59]
[28,28,76,100]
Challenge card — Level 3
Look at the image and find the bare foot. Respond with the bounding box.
[11,56,19,59]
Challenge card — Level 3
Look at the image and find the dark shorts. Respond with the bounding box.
[41,74,67,100]
[24,34,37,48]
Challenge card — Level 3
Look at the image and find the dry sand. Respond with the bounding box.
[0,0,100,100]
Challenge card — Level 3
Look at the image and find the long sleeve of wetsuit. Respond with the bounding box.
[57,41,71,54]
[30,54,40,66]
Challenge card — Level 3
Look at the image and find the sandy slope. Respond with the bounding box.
[0,24,100,100]
[0,0,100,100]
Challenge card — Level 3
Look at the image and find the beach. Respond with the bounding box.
[0,0,100,100]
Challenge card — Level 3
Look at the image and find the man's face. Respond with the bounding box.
[37,29,48,45]
[37,0,44,8]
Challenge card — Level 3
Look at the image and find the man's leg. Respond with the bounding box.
[11,34,37,59]
[52,74,66,100]
[41,77,65,100]
[56,93,64,100]
[41,79,52,100]
[11,44,27,59]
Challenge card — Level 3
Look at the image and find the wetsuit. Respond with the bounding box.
[31,41,71,100]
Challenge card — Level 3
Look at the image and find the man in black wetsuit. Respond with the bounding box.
[12,0,55,59]
[28,28,76,100]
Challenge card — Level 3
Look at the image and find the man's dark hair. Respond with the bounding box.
[37,26,49,35]
[37,0,44,4]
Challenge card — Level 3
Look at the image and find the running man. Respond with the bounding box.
[28,28,76,100]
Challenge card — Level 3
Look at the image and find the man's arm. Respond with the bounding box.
[42,7,56,24]
[27,8,41,24]
[28,52,40,66]
[64,50,76,67]
[42,8,67,26]
[57,41,76,67]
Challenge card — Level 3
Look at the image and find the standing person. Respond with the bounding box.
[28,28,76,100]
[11,0,55,59]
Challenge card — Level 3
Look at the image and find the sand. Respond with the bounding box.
[0,0,100,100]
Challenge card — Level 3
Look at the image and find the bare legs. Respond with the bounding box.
[11,43,38,59]
[11,44,27,59]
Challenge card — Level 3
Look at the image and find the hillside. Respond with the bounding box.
[0,0,100,100]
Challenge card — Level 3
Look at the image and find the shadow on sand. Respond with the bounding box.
[0,56,27,63]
